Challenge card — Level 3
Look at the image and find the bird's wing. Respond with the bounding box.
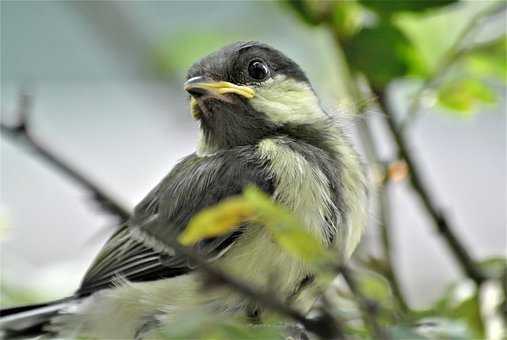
[77,146,273,297]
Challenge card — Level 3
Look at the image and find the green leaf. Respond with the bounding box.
[360,0,459,16]
[331,1,363,38]
[178,197,255,246]
[449,294,485,338]
[356,271,394,310]
[437,78,496,114]
[395,4,477,73]
[478,256,507,279]
[343,21,426,88]
[281,0,323,26]
[178,185,332,264]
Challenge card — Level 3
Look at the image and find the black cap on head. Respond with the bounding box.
[187,41,309,85]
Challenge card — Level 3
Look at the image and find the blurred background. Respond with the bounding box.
[0,0,505,323]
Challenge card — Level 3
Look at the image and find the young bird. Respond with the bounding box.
[0,41,368,339]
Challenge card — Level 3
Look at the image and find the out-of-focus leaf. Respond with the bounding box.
[343,21,426,88]
[448,294,485,338]
[395,5,474,72]
[243,186,332,264]
[465,36,507,82]
[437,78,496,114]
[356,271,394,310]
[360,0,459,16]
[153,32,237,74]
[479,256,507,279]
[332,1,363,38]
[178,197,254,246]
[281,0,324,26]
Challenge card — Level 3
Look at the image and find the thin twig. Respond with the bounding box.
[378,183,409,313]
[400,1,507,130]
[1,92,131,222]
[338,265,388,340]
[374,89,486,285]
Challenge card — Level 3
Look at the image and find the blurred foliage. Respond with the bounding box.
[284,0,505,117]
[359,0,459,16]
[341,21,426,88]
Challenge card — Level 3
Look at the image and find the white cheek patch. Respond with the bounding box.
[249,75,325,124]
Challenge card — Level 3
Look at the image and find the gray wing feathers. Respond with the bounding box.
[78,147,273,295]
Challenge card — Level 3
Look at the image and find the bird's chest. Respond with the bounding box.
[256,137,338,243]
[216,137,341,312]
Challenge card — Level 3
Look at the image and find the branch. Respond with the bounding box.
[400,1,507,130]
[374,89,486,285]
[1,92,130,222]
[170,244,345,340]
[377,182,409,313]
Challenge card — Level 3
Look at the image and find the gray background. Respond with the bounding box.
[1,1,505,308]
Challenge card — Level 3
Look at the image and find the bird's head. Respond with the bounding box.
[185,41,326,153]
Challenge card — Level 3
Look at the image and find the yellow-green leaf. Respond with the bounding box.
[178,197,255,246]
[437,78,496,114]
[465,35,507,82]
[243,186,331,263]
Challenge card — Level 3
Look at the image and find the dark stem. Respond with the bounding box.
[378,183,409,313]
[1,92,131,222]
[374,89,486,285]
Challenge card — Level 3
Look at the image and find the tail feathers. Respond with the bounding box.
[0,299,71,339]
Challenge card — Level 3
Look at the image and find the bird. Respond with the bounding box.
[0,41,368,339]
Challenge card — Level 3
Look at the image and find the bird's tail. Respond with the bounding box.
[0,298,71,339]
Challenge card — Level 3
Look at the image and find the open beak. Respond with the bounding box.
[184,76,255,100]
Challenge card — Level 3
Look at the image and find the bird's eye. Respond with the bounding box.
[247,60,269,81]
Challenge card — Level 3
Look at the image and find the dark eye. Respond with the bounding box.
[248,60,269,81]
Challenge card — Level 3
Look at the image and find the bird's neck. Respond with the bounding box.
[196,116,338,157]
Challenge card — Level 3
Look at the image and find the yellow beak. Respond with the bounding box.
[184,77,255,99]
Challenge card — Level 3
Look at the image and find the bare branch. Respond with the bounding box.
[374,89,486,285]
[1,91,131,222]
[377,183,409,313]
